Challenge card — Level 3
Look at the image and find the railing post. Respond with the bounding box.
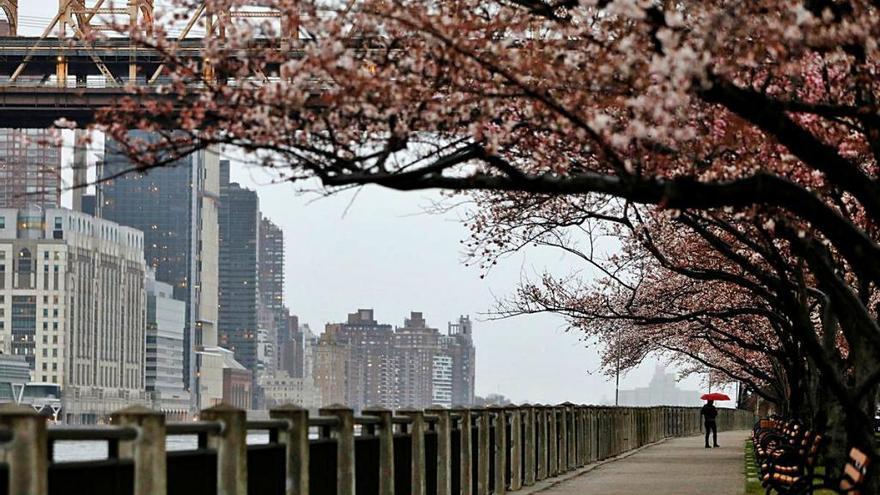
[666,407,672,437]
[509,407,522,491]
[476,408,491,495]
[589,407,597,462]
[654,407,660,441]
[613,409,620,455]
[427,407,452,495]
[270,405,310,495]
[490,407,508,495]
[111,406,166,495]
[400,410,427,495]
[611,407,621,455]
[0,405,47,495]
[628,409,634,451]
[320,405,356,495]
[363,407,395,495]
[583,408,591,463]
[535,406,546,481]
[558,405,568,472]
[566,405,576,469]
[454,409,473,495]
[577,407,586,467]
[548,406,558,476]
[523,405,535,487]
[201,404,247,495]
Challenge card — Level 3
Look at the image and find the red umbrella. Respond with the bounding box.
[701,392,731,401]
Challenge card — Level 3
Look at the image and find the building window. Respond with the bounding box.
[17,248,32,274]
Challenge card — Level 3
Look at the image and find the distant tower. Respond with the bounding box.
[71,131,88,212]
[218,161,261,372]
[0,1,17,36]
[445,316,476,406]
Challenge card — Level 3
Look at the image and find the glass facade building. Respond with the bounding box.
[0,129,61,209]
[218,161,260,372]
[99,133,224,407]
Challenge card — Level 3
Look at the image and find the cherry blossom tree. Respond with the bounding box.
[93,0,880,477]
[466,194,862,472]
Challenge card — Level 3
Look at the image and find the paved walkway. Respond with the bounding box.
[540,430,748,495]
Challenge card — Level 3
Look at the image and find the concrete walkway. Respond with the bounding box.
[538,430,749,495]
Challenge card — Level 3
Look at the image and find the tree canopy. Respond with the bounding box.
[97,0,880,480]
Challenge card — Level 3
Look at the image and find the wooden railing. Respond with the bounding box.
[0,403,755,495]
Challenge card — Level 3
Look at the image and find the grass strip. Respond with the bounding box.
[744,439,763,495]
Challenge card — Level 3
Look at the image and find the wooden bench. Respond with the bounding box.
[829,447,870,494]
[791,447,871,494]
[761,430,823,494]
[755,419,804,467]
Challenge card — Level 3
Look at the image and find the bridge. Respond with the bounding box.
[0,402,754,495]
[0,0,317,127]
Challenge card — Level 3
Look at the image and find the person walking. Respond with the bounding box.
[701,400,719,448]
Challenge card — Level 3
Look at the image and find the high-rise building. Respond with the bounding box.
[312,333,349,406]
[313,310,476,410]
[617,366,702,407]
[431,355,453,407]
[443,315,476,406]
[324,309,397,410]
[218,161,260,372]
[99,135,223,408]
[258,217,286,345]
[394,312,440,408]
[146,272,190,420]
[0,207,147,423]
[0,129,61,209]
[280,313,306,378]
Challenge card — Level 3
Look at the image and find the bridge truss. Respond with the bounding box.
[1,0,299,88]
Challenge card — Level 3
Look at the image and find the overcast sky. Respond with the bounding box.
[16,0,710,405]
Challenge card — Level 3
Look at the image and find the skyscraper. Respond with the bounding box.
[99,134,223,408]
[394,312,440,408]
[313,333,349,406]
[258,217,287,349]
[0,207,147,423]
[443,315,476,406]
[324,309,397,410]
[280,313,306,378]
[218,160,260,372]
[0,129,61,209]
[313,309,477,409]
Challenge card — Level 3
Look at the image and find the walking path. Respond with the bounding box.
[537,430,749,495]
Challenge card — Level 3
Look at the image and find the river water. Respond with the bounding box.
[52,432,270,462]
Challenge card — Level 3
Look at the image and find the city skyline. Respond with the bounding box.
[0,0,707,400]
[39,145,705,406]
[0,2,869,491]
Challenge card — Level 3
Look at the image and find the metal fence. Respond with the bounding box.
[0,403,754,495]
